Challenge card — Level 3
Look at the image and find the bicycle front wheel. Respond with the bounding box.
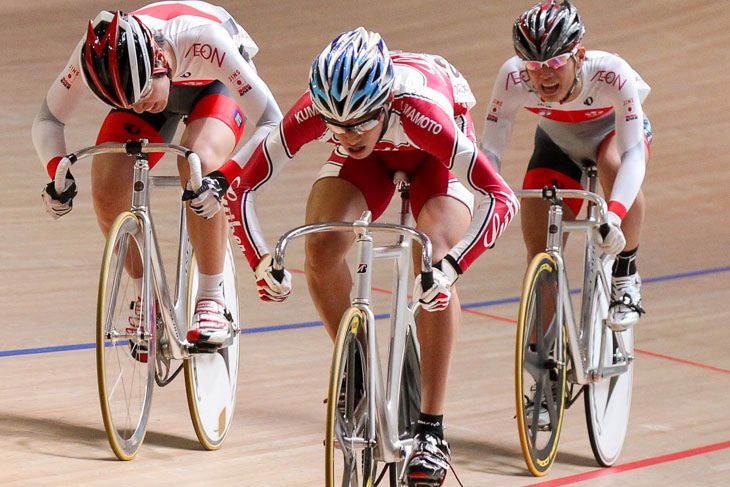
[96,212,155,460]
[325,308,377,487]
[184,240,241,450]
[584,271,634,466]
[515,253,567,476]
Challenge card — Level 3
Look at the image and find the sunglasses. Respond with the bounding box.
[523,47,578,71]
[322,108,385,135]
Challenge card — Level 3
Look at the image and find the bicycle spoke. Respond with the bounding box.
[96,213,154,460]
[516,253,566,476]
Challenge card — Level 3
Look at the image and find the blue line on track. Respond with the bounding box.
[2,265,728,358]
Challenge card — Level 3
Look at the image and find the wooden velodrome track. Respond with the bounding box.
[1,0,728,485]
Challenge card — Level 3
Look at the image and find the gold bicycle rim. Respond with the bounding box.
[184,242,241,450]
[515,252,565,476]
[96,212,148,461]
[325,307,366,487]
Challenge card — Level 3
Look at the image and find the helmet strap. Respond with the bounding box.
[377,98,394,141]
[377,109,391,140]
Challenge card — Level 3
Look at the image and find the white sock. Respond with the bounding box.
[196,272,225,303]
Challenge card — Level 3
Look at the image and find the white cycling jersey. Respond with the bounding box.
[480,50,651,217]
[32,1,281,177]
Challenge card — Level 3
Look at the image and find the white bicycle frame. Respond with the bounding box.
[272,176,433,465]
[516,179,633,386]
[54,140,232,360]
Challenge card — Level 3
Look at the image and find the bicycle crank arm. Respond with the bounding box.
[588,363,631,382]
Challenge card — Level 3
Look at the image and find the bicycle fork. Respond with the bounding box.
[350,212,411,464]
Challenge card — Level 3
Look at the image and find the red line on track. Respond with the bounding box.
[522,441,730,486]
[634,349,730,374]
[462,307,519,324]
[290,267,730,374]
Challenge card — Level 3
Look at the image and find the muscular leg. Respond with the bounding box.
[520,197,576,264]
[412,195,471,415]
[596,137,646,250]
[179,116,236,275]
[91,153,141,277]
[597,137,648,328]
[520,187,576,347]
[304,177,368,341]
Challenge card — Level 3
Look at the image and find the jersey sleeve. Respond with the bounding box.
[479,58,529,173]
[224,93,327,270]
[400,96,519,273]
[187,25,283,169]
[605,58,648,219]
[31,40,86,178]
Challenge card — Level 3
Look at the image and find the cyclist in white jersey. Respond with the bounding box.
[480,0,651,330]
[32,2,282,351]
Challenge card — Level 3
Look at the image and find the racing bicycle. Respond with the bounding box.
[271,173,430,486]
[53,140,241,460]
[514,162,635,475]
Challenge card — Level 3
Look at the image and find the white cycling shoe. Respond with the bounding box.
[608,273,645,331]
[187,299,234,347]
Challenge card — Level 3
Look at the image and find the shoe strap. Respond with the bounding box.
[194,299,232,327]
[610,294,646,314]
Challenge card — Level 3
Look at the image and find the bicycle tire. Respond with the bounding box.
[184,240,241,450]
[515,253,567,476]
[584,271,634,466]
[96,212,155,461]
[325,308,377,487]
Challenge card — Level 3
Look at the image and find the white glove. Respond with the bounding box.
[254,254,292,302]
[413,258,461,312]
[182,171,229,219]
[595,211,626,255]
[41,176,78,220]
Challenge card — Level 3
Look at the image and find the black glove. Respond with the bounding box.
[41,173,78,219]
[182,170,230,219]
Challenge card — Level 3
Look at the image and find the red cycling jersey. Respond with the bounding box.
[222,52,519,274]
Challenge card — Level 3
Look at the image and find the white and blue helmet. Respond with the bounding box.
[309,27,394,122]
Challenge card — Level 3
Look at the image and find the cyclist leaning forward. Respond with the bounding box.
[480,0,652,330]
[185,27,518,486]
[32,1,282,351]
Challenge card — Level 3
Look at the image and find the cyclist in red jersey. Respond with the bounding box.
[481,1,651,331]
[189,27,518,485]
[32,2,282,350]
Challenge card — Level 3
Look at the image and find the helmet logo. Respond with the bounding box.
[308,27,394,122]
[84,12,127,106]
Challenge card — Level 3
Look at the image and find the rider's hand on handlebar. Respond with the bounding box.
[413,257,461,312]
[255,254,292,302]
[595,211,626,255]
[182,170,230,219]
[41,174,78,219]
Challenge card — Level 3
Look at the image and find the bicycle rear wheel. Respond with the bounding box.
[96,212,155,460]
[184,240,241,450]
[325,308,377,487]
[584,270,634,466]
[515,253,567,476]
[390,318,421,485]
